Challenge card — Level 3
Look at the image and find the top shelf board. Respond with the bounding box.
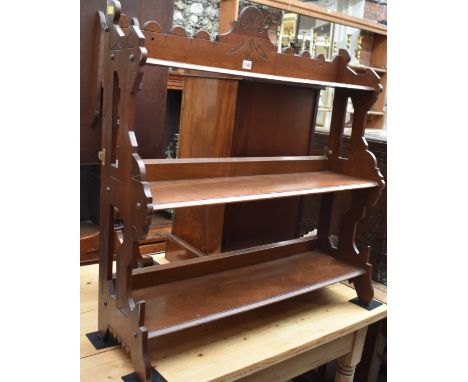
[148,170,378,210]
[147,58,376,92]
[140,7,381,93]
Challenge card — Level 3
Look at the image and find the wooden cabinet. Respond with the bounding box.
[167,76,319,258]
[96,3,385,381]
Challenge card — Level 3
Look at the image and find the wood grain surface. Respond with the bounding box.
[132,250,364,337]
[149,171,378,210]
[81,264,387,382]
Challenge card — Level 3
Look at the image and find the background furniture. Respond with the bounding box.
[166,71,321,259]
[219,0,387,130]
[80,0,174,264]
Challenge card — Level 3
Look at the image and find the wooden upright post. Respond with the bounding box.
[219,0,240,33]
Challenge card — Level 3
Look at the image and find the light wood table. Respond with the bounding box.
[81,261,387,382]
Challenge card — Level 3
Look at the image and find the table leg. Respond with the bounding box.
[335,327,368,382]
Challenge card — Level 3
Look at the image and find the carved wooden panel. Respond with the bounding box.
[306,131,387,284]
[142,7,382,92]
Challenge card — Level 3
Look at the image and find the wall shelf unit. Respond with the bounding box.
[96,3,385,381]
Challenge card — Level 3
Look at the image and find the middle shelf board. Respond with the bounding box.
[132,249,363,338]
[148,170,378,210]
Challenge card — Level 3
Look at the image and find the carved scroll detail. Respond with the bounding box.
[218,7,276,61]
[98,2,153,381]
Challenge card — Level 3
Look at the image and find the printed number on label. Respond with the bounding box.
[242,60,252,70]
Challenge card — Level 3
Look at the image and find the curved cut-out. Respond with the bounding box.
[194,30,211,40]
[171,26,188,37]
[336,48,351,64]
[315,54,326,61]
[300,50,311,58]
[143,20,161,33]
[282,47,295,55]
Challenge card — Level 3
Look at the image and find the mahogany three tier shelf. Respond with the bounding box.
[96,2,385,381]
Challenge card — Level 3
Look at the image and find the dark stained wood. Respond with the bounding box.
[149,171,378,210]
[97,4,385,381]
[167,69,184,90]
[133,236,318,288]
[168,205,226,258]
[143,156,329,181]
[109,0,174,159]
[80,213,170,265]
[80,164,100,222]
[219,0,239,34]
[222,81,320,250]
[98,7,154,381]
[81,0,106,164]
[231,83,318,156]
[80,0,174,164]
[165,233,206,262]
[310,131,387,284]
[147,57,374,91]
[168,76,240,257]
[80,0,175,279]
[80,221,100,264]
[179,77,239,157]
[142,7,381,92]
[133,249,364,338]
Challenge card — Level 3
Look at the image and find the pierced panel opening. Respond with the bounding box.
[111,72,121,167]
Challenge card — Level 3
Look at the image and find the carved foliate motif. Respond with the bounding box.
[218,6,276,61]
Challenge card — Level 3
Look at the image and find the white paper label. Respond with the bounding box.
[242,60,252,70]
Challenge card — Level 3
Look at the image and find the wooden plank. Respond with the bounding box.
[222,80,319,251]
[248,0,387,35]
[143,156,329,181]
[147,58,375,91]
[168,76,239,257]
[81,263,387,381]
[178,77,239,158]
[132,251,364,337]
[132,236,317,288]
[219,0,240,34]
[149,171,379,210]
[164,233,206,261]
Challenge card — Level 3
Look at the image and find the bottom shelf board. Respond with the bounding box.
[132,250,364,338]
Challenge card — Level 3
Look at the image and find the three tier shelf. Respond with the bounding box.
[97,2,385,381]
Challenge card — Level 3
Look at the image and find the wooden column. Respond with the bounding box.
[219,0,240,34]
[335,327,368,382]
[166,76,239,260]
[367,34,387,129]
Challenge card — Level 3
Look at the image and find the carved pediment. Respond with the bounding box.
[217,7,276,61]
